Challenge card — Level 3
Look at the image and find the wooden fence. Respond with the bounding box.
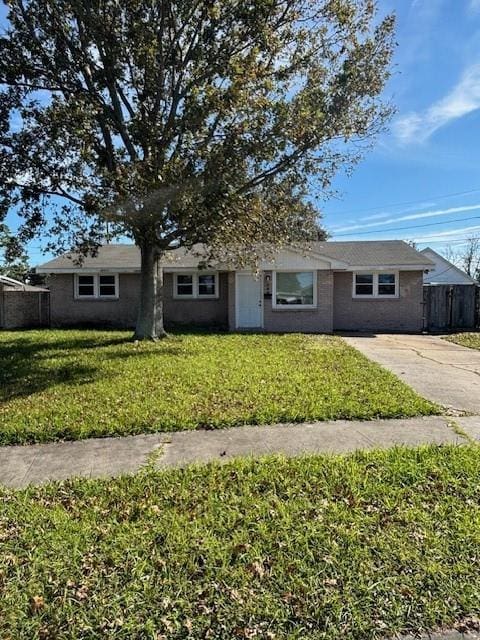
[423,284,479,332]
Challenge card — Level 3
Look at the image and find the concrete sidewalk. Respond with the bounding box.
[342,334,480,414]
[1,414,479,488]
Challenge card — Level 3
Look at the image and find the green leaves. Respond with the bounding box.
[0,0,395,254]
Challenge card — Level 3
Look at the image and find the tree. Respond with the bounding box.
[0,0,395,339]
[444,236,480,282]
[0,222,31,282]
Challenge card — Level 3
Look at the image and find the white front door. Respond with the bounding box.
[236,273,263,328]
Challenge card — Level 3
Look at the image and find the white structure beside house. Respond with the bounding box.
[421,247,477,285]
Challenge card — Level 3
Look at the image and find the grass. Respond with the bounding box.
[0,445,479,639]
[0,329,438,445]
[445,332,480,351]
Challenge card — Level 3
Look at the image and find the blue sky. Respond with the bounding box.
[325,0,480,251]
[5,0,480,264]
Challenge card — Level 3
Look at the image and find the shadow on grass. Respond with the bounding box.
[0,327,235,402]
[0,331,179,401]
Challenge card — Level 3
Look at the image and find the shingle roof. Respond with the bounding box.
[36,244,141,271]
[311,240,434,267]
[36,240,433,272]
[36,244,210,271]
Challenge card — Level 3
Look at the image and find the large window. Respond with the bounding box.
[75,274,119,299]
[353,272,398,298]
[174,273,218,298]
[273,271,316,308]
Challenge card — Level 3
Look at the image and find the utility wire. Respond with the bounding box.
[328,187,480,217]
[332,215,480,237]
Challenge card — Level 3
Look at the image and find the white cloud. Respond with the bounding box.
[331,203,480,234]
[412,224,480,242]
[469,0,480,12]
[360,202,437,222]
[393,63,480,144]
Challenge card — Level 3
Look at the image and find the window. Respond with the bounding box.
[174,273,218,298]
[355,273,373,296]
[99,275,117,297]
[75,274,118,299]
[176,274,194,297]
[353,272,398,298]
[273,271,316,308]
[378,273,396,296]
[77,275,95,297]
[198,274,216,296]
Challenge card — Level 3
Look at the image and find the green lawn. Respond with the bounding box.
[0,445,479,639]
[445,332,480,351]
[0,330,438,445]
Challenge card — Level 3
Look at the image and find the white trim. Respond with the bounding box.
[74,273,119,300]
[346,264,430,272]
[0,275,28,288]
[352,271,399,299]
[37,267,140,274]
[235,272,264,329]
[173,271,219,299]
[272,270,317,310]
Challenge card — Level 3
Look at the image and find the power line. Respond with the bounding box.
[332,215,480,237]
[327,188,480,217]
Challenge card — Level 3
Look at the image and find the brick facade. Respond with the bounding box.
[262,270,334,333]
[47,272,228,329]
[333,270,424,332]
[44,269,425,333]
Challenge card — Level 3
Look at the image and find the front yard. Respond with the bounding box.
[0,330,438,445]
[445,332,480,350]
[1,445,479,639]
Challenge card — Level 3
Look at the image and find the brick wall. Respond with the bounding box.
[164,272,229,328]
[0,287,50,329]
[227,270,334,333]
[333,270,424,332]
[47,272,229,329]
[48,273,140,328]
[262,270,334,333]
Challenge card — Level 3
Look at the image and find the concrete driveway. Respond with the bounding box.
[343,333,480,414]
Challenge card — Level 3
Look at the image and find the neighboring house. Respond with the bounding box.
[36,240,434,333]
[421,247,477,285]
[0,275,50,329]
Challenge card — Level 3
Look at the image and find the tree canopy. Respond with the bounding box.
[0,223,31,282]
[0,0,395,337]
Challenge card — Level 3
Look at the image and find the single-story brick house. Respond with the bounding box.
[36,240,434,333]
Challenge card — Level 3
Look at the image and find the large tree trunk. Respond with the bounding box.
[134,241,168,340]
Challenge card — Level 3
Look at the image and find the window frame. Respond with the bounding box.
[74,273,119,300]
[173,272,219,299]
[174,273,195,298]
[272,270,317,310]
[352,271,399,299]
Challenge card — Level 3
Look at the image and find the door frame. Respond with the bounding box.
[235,271,264,329]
